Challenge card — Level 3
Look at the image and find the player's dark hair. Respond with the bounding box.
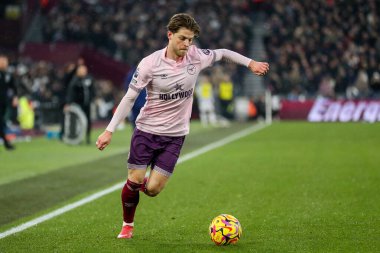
[167,13,200,37]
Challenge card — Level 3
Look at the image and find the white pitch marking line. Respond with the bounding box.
[0,123,269,239]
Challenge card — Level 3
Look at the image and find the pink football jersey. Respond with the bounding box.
[129,45,217,136]
[105,45,251,136]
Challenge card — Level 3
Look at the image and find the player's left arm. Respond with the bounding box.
[213,49,269,76]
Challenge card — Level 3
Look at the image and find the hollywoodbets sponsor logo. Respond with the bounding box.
[159,88,193,101]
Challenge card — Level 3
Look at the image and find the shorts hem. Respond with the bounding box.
[128,163,148,169]
[153,165,172,177]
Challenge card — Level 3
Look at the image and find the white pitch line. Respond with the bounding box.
[0,123,269,239]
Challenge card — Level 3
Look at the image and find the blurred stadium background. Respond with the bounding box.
[0,0,379,252]
[1,0,380,135]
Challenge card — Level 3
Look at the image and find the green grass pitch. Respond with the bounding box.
[0,121,379,252]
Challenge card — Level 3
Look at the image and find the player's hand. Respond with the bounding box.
[96,130,112,151]
[248,60,269,76]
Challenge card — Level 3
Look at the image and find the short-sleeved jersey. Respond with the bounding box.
[129,45,216,136]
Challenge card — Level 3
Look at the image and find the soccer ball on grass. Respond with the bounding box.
[209,214,242,245]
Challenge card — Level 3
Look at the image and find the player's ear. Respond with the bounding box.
[167,31,173,40]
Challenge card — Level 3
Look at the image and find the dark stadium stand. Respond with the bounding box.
[262,0,380,98]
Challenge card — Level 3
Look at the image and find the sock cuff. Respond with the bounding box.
[126,179,143,191]
[123,221,134,227]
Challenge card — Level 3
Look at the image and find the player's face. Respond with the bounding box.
[168,28,195,57]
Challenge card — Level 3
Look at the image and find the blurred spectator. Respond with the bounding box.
[196,74,217,127]
[354,69,370,98]
[0,55,18,150]
[65,65,95,144]
[59,58,84,139]
[287,85,305,101]
[318,75,335,99]
[218,74,234,120]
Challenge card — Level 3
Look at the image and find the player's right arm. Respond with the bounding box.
[96,58,152,151]
[96,88,139,151]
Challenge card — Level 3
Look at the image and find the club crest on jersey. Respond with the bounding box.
[187,64,196,75]
[201,49,211,55]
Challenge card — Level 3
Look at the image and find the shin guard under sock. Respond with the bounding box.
[121,179,142,223]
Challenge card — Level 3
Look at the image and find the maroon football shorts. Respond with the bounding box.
[127,129,186,177]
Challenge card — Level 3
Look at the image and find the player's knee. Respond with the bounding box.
[128,169,146,184]
[128,176,145,184]
[145,184,164,197]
